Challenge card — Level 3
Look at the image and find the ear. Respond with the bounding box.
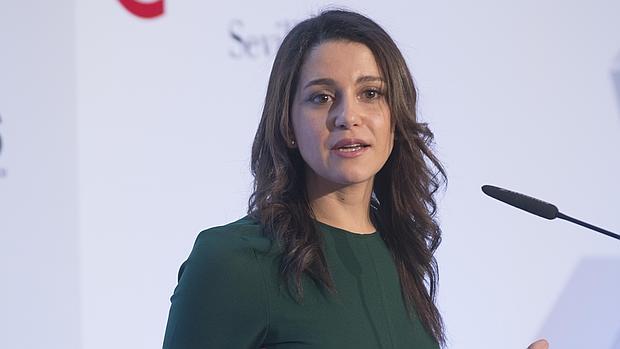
[286,138,297,149]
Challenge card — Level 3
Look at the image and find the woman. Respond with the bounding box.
[163,10,549,349]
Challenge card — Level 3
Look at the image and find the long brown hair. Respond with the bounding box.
[249,9,446,345]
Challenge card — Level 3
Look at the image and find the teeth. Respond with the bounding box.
[338,145,363,152]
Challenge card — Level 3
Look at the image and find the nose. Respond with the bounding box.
[333,94,361,129]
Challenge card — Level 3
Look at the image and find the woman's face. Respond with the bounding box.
[291,40,394,190]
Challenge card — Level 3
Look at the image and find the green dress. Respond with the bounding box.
[163,216,439,349]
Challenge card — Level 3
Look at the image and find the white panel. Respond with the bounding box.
[0,2,79,349]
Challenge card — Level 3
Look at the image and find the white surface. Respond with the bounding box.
[0,2,80,349]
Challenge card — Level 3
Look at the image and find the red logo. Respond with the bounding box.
[119,0,164,19]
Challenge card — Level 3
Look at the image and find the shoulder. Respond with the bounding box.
[164,217,272,347]
[178,216,273,282]
[192,216,272,257]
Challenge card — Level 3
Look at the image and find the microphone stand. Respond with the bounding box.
[556,212,620,241]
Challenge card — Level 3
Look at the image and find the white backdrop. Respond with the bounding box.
[2,1,620,348]
[0,2,80,349]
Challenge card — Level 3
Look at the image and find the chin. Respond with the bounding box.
[333,170,375,186]
[307,163,378,188]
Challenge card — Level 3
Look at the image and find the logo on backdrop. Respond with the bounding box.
[613,52,620,118]
[229,19,297,59]
[0,112,6,178]
[119,0,164,19]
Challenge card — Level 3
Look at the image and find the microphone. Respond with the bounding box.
[481,185,620,241]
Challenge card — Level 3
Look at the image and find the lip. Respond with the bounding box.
[331,138,371,158]
[331,138,370,150]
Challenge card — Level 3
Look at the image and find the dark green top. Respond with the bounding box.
[163,216,438,349]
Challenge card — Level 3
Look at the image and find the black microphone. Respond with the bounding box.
[481,185,620,241]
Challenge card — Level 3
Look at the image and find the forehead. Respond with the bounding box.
[297,40,382,83]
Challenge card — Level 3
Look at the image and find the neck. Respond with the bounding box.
[305,173,375,234]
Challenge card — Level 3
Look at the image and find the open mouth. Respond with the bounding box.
[336,144,370,152]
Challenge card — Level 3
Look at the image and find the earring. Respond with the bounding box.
[291,140,296,146]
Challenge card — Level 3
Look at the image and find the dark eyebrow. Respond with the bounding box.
[303,78,336,90]
[302,75,384,90]
[356,75,384,84]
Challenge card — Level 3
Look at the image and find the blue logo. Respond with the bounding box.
[0,113,3,155]
[0,112,5,178]
[613,52,620,118]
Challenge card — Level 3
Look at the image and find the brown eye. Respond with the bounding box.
[310,94,332,104]
[362,89,382,100]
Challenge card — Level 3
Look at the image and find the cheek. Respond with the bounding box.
[373,113,394,149]
[386,130,395,153]
[292,110,326,157]
[382,133,395,161]
[296,122,325,155]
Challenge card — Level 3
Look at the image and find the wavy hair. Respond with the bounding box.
[249,9,446,345]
